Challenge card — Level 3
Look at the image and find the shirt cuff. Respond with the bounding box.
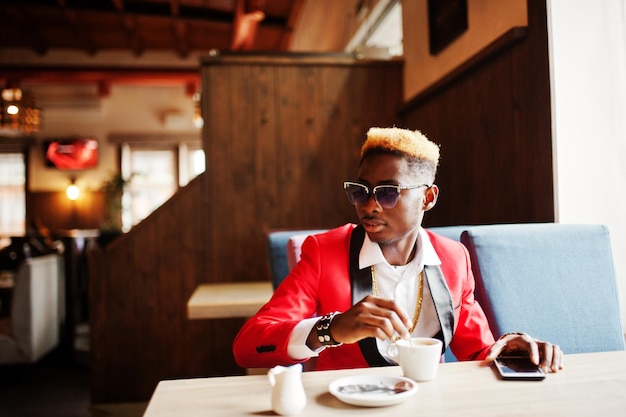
[288,316,324,360]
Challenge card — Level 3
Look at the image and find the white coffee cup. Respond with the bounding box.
[387,337,443,382]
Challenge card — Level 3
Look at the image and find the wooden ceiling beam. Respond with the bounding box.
[172,20,190,59]
[0,67,200,95]
[0,0,297,55]
[111,0,146,57]
[3,5,49,55]
[123,14,146,57]
[111,0,124,10]
[169,0,190,58]
[57,0,98,55]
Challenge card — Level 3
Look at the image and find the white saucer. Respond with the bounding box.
[328,374,418,407]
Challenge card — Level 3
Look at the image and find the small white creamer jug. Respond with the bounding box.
[267,364,306,415]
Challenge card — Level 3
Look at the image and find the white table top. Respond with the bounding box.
[186,281,273,319]
[143,350,626,417]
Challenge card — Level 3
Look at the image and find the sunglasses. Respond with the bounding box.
[343,181,430,209]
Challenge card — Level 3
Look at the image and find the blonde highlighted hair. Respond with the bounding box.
[361,127,440,163]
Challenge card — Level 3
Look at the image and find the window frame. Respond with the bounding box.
[0,144,28,243]
[110,134,204,231]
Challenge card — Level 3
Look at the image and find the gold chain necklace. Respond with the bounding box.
[371,266,424,334]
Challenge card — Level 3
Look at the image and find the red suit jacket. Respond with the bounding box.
[233,224,495,370]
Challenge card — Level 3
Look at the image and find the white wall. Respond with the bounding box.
[547,0,626,331]
[27,84,200,193]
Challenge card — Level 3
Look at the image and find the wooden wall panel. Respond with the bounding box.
[201,54,403,284]
[400,0,554,227]
[88,175,241,403]
[27,191,104,232]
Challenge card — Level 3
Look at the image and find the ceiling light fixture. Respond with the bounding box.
[0,86,42,137]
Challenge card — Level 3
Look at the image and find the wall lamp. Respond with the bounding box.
[66,178,80,201]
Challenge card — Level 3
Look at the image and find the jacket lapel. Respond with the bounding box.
[349,225,392,367]
[423,265,454,353]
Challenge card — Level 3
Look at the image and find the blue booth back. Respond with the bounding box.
[461,223,625,354]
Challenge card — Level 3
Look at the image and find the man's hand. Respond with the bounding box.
[307,295,412,349]
[484,332,564,373]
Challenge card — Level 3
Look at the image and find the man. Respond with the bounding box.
[233,127,563,373]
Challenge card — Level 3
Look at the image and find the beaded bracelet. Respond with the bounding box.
[316,312,342,347]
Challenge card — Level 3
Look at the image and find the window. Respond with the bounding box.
[179,142,206,187]
[364,0,403,56]
[120,140,205,230]
[346,0,403,57]
[126,147,177,228]
[0,153,26,245]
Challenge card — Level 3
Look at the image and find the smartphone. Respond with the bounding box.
[494,356,546,381]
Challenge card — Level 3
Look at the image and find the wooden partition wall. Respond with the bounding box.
[401,0,555,227]
[88,175,225,403]
[200,53,403,283]
[88,54,403,403]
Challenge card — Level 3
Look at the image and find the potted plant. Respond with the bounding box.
[98,172,132,246]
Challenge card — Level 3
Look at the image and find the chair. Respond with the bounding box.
[426,225,469,241]
[266,230,328,290]
[0,254,61,364]
[461,223,625,354]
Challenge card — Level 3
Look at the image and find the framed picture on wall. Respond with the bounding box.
[428,0,468,55]
[43,137,99,170]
